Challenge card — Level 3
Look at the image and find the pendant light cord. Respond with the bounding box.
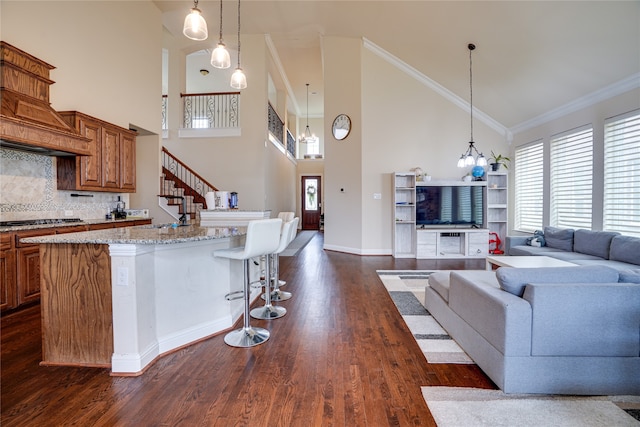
[218,0,223,41]
[469,43,475,144]
[237,0,241,68]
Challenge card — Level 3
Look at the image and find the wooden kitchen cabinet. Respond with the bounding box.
[1,219,150,314]
[15,229,55,306]
[0,234,16,311]
[56,111,137,193]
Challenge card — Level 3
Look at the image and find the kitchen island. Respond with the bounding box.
[21,222,255,375]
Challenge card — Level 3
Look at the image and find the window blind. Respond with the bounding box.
[604,110,640,237]
[514,141,544,232]
[550,126,593,229]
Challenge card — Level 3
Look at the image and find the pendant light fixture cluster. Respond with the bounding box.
[298,83,317,144]
[182,0,246,89]
[457,43,487,168]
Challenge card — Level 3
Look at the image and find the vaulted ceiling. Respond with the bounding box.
[155,1,639,131]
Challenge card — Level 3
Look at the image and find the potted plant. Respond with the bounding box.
[489,150,510,171]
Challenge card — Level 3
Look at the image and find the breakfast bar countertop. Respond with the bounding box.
[20,222,247,245]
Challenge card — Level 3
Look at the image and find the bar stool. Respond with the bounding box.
[251,218,297,319]
[214,218,282,347]
[263,217,298,302]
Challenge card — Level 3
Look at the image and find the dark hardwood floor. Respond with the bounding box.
[1,232,495,426]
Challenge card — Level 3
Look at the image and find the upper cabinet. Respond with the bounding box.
[56,111,136,193]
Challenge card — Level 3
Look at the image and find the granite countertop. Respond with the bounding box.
[19,222,247,245]
[0,218,151,233]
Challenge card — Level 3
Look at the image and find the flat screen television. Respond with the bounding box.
[416,185,484,227]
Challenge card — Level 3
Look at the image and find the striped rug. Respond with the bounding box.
[377,270,473,364]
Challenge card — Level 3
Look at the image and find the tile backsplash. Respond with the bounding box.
[0,147,129,221]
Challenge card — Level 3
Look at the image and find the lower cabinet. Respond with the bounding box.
[1,219,152,314]
[416,229,488,259]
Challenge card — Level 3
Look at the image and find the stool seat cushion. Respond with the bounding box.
[213,218,282,260]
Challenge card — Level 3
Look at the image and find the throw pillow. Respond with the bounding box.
[526,230,545,247]
[543,226,574,251]
[496,265,620,297]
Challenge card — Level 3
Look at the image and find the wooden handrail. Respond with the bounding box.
[161,146,218,193]
[180,91,241,97]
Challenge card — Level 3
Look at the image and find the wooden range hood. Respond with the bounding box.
[0,41,91,156]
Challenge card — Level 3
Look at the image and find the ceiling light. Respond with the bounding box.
[229,0,247,89]
[210,0,231,69]
[457,43,487,168]
[200,69,209,76]
[183,0,208,41]
[298,83,317,144]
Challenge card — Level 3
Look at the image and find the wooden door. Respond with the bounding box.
[78,116,102,188]
[301,176,321,230]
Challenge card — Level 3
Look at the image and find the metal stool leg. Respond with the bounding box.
[224,259,270,347]
[264,253,291,301]
[251,254,286,320]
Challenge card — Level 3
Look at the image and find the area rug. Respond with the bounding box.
[280,231,316,257]
[422,386,640,427]
[376,270,473,364]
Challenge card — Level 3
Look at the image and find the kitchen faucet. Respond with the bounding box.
[159,195,188,226]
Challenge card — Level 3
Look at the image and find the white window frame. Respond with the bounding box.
[549,126,593,230]
[603,110,640,237]
[514,140,544,233]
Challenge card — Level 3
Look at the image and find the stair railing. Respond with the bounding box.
[161,147,218,214]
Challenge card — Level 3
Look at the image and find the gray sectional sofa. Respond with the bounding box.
[425,266,640,395]
[506,227,640,270]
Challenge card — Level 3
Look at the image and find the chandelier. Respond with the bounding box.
[457,43,487,168]
[298,83,317,144]
[183,0,208,41]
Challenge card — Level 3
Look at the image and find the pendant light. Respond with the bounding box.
[183,0,208,41]
[457,43,487,168]
[298,83,316,144]
[230,0,247,89]
[210,0,231,69]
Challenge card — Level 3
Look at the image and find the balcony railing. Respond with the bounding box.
[268,102,284,144]
[181,92,240,129]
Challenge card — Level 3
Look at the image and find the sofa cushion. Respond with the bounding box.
[619,269,640,284]
[538,251,602,262]
[509,245,564,256]
[609,235,640,265]
[428,271,451,302]
[544,226,574,251]
[573,229,620,259]
[573,259,640,272]
[496,265,620,297]
[523,282,640,357]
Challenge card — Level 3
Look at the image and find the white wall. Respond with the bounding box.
[509,88,640,234]
[0,0,162,221]
[162,33,298,216]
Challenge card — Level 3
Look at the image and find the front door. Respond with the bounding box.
[301,176,321,230]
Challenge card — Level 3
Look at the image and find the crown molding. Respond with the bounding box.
[265,34,300,115]
[509,73,640,135]
[362,38,512,143]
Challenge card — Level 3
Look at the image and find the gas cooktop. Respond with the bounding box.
[0,218,83,227]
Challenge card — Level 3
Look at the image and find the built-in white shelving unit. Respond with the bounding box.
[393,172,490,259]
[486,171,508,253]
[392,172,416,258]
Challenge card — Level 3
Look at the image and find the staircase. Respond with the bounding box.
[159,147,218,220]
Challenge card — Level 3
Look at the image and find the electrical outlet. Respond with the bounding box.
[373,193,382,200]
[64,210,73,217]
[116,267,129,286]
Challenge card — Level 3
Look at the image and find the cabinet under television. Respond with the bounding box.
[392,173,489,259]
[415,179,488,258]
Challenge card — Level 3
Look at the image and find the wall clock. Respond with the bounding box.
[332,114,351,140]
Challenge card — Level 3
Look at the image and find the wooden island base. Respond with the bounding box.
[30,225,254,375]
